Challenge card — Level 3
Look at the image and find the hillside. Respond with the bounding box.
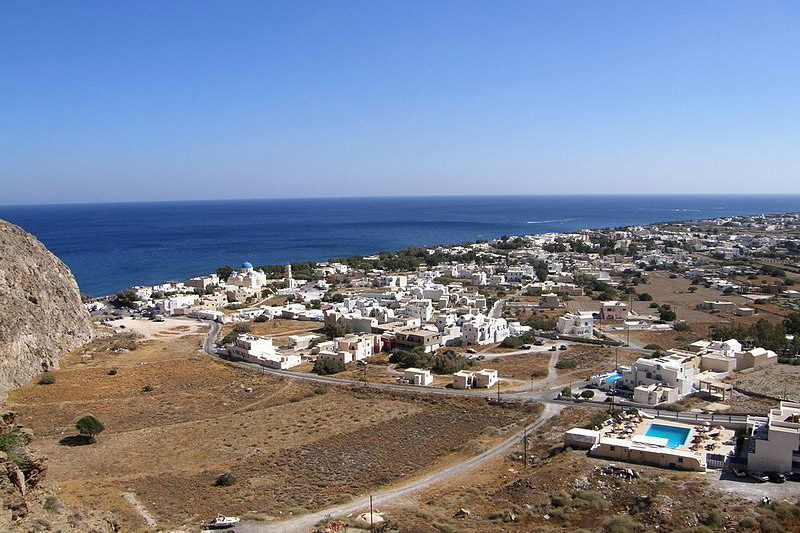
[0,220,94,398]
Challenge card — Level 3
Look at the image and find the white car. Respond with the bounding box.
[210,514,240,528]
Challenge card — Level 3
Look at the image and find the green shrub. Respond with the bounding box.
[701,508,725,529]
[500,336,524,349]
[555,359,577,369]
[107,367,118,376]
[551,492,571,508]
[644,344,663,351]
[75,414,105,441]
[313,358,345,375]
[39,372,56,385]
[572,490,608,510]
[0,427,29,467]
[580,390,595,399]
[214,472,236,486]
[604,515,643,533]
[43,496,62,513]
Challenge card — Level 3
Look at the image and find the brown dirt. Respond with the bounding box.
[370,406,800,533]
[5,332,537,531]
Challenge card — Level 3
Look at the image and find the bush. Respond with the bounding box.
[107,367,118,376]
[214,472,236,486]
[649,302,660,308]
[254,314,269,323]
[673,321,691,332]
[39,372,56,385]
[638,293,653,301]
[572,490,608,510]
[313,358,345,375]
[580,390,595,399]
[75,414,105,442]
[644,344,663,351]
[604,515,643,533]
[323,321,352,340]
[43,496,62,513]
[0,427,29,466]
[555,359,577,370]
[500,336,524,349]
[701,508,725,528]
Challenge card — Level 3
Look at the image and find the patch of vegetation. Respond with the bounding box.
[555,359,577,370]
[604,514,643,533]
[389,349,473,374]
[0,427,29,467]
[214,471,236,486]
[222,322,251,344]
[323,321,352,340]
[75,414,105,443]
[38,372,56,385]
[313,358,346,375]
[643,343,663,351]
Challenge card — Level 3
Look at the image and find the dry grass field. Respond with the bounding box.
[218,318,323,340]
[733,364,800,402]
[338,406,800,533]
[5,331,538,531]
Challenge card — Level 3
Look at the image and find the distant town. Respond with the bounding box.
[84,211,800,488]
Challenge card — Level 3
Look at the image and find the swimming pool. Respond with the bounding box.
[645,423,691,448]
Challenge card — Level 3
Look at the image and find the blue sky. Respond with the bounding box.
[1,1,799,204]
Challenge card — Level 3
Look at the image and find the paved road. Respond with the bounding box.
[236,403,565,533]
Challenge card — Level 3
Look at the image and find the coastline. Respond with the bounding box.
[87,209,800,300]
[2,195,799,296]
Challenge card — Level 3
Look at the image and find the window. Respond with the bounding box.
[609,446,616,451]
[678,457,683,463]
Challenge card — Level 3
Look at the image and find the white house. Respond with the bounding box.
[228,334,301,369]
[452,369,498,389]
[601,301,628,320]
[401,368,433,386]
[746,401,800,474]
[461,316,509,346]
[620,353,697,403]
[557,312,594,338]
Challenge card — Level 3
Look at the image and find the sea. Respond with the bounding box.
[1,195,798,297]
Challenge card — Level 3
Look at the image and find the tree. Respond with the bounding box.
[580,390,595,399]
[112,290,138,308]
[222,322,251,344]
[323,321,352,340]
[313,358,345,375]
[783,312,800,335]
[75,415,105,442]
[216,265,233,280]
[637,293,653,301]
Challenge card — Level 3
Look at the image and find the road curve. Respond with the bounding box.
[236,402,565,533]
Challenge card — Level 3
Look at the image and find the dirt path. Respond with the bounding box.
[123,491,158,530]
[237,402,564,533]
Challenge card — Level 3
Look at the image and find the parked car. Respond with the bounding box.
[477,355,486,361]
[466,348,477,354]
[520,345,532,350]
[549,346,557,351]
[559,345,567,350]
[768,472,786,484]
[748,472,769,483]
[533,340,544,346]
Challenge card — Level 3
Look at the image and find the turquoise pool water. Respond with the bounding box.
[645,423,690,448]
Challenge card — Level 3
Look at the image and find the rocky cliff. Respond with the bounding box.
[0,220,94,397]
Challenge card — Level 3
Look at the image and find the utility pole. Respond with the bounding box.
[497,378,501,402]
[369,495,374,532]
[523,427,529,469]
[615,347,619,371]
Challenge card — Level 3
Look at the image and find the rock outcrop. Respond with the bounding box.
[0,220,94,397]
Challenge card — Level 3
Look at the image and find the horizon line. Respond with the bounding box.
[3,191,800,209]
